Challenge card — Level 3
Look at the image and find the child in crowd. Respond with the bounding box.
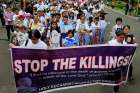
[63,30,77,47]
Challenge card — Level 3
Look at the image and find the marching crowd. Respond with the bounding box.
[0,0,137,93]
[1,0,135,49]
[0,0,107,48]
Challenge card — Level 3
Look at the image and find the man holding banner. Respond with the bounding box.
[8,1,138,93]
[108,28,128,93]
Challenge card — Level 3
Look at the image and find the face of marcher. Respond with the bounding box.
[52,22,57,29]
[7,8,11,12]
[56,15,60,21]
[64,17,68,24]
[38,0,42,4]
[80,16,85,23]
[94,19,99,25]
[31,36,39,44]
[69,12,74,18]
[117,21,122,25]
[123,27,130,34]
[68,32,73,38]
[62,11,68,17]
[18,27,26,32]
[117,34,125,44]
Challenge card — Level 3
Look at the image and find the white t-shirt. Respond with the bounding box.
[108,39,127,45]
[47,30,61,48]
[47,30,61,44]
[34,3,48,11]
[99,20,107,29]
[21,39,47,49]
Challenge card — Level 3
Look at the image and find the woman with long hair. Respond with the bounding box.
[47,21,61,48]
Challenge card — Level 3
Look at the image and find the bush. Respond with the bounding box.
[115,1,126,9]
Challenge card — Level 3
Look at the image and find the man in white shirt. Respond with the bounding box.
[111,17,123,39]
[108,29,127,93]
[108,28,127,45]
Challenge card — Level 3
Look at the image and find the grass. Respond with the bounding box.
[106,1,140,17]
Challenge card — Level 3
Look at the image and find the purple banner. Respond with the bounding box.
[11,45,136,93]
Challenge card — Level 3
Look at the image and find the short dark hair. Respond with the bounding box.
[116,17,122,23]
[67,30,74,35]
[55,13,61,16]
[94,17,99,20]
[115,28,126,36]
[31,30,41,39]
[100,14,105,20]
[123,25,130,30]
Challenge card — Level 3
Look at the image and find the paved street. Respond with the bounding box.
[0,8,140,93]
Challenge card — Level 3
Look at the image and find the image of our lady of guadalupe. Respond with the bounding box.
[92,26,101,44]
[75,28,91,46]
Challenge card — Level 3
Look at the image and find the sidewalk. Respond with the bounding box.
[0,26,7,40]
[105,6,140,21]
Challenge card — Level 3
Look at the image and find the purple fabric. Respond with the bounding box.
[11,45,136,92]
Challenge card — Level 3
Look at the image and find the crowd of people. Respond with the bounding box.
[0,0,107,48]
[0,0,137,93]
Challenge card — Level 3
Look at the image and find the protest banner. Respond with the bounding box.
[10,45,136,93]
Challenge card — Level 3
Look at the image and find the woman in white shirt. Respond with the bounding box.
[47,21,61,48]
